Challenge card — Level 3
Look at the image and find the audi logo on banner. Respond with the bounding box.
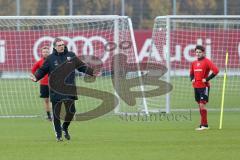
[33,36,110,62]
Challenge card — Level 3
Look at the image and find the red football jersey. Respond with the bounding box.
[31,58,48,85]
[190,57,219,88]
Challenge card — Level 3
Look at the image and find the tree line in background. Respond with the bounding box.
[0,0,239,29]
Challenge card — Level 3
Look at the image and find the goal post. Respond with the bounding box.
[113,17,149,115]
[150,15,240,112]
[0,15,148,118]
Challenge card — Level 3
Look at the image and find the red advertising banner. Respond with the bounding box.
[0,30,240,71]
[135,30,240,69]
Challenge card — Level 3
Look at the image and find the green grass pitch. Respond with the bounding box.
[0,112,239,160]
[0,77,239,160]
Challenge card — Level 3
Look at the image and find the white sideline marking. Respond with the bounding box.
[0,115,40,118]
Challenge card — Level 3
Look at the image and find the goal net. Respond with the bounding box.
[150,15,240,112]
[0,16,147,118]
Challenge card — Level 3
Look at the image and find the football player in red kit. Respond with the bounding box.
[190,45,219,130]
[31,46,52,121]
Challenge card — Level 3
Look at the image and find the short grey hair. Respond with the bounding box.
[53,38,64,47]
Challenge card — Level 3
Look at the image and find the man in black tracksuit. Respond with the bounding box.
[31,38,94,141]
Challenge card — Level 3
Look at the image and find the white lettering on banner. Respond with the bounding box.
[0,40,5,63]
[33,36,109,62]
[34,36,213,63]
[183,38,211,62]
[138,38,212,62]
[205,39,211,59]
[138,38,162,62]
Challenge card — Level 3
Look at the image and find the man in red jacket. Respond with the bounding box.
[31,46,51,121]
[190,45,219,131]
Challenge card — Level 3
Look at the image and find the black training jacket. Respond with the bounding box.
[34,47,93,102]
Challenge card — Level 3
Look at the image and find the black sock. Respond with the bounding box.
[62,122,70,130]
[46,111,51,118]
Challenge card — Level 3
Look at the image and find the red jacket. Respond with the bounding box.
[31,58,48,85]
[190,57,219,88]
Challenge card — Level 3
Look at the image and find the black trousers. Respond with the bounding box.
[51,100,76,137]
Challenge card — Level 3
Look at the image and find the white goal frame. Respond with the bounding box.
[0,15,148,118]
[152,15,240,113]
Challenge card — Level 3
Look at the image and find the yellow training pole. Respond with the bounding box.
[219,50,229,129]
